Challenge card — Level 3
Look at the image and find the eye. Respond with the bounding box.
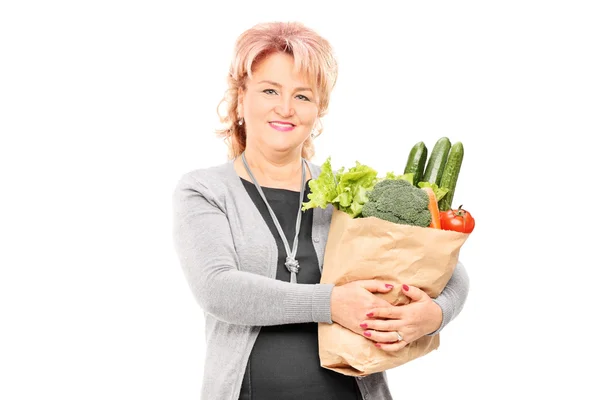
[296,94,311,101]
[263,89,277,95]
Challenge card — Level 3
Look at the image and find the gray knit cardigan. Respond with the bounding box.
[172,159,470,400]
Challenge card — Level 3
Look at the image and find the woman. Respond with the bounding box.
[172,21,469,400]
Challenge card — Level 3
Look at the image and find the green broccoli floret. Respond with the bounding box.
[361,179,432,227]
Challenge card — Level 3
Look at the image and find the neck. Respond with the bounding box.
[241,145,305,187]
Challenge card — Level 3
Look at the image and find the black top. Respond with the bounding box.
[238,178,362,400]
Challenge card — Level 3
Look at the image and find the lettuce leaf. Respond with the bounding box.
[302,157,378,218]
[301,157,339,211]
[417,181,449,202]
[383,171,414,185]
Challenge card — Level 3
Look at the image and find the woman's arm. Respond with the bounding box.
[172,176,334,326]
[427,260,470,335]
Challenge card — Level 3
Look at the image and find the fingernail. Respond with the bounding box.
[360,323,368,328]
[375,343,381,348]
[366,313,373,317]
[363,331,371,337]
[402,284,409,291]
[385,284,394,289]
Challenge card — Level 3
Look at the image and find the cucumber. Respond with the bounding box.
[422,137,451,186]
[438,142,464,211]
[403,141,428,185]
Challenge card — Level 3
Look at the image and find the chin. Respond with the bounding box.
[265,142,299,154]
[265,135,307,153]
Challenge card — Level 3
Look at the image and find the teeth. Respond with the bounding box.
[271,122,293,127]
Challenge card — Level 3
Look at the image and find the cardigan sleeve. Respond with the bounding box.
[172,173,335,326]
[427,260,470,335]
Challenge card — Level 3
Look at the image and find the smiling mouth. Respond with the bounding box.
[269,121,296,132]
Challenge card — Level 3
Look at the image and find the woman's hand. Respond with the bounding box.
[360,284,443,352]
[330,280,395,336]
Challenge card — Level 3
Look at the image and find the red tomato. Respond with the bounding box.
[440,205,475,233]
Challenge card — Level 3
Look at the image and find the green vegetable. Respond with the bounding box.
[301,157,378,217]
[383,171,414,185]
[438,142,464,211]
[422,137,451,186]
[403,141,428,185]
[418,181,448,203]
[361,179,432,227]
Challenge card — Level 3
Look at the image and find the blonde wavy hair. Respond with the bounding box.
[215,21,338,160]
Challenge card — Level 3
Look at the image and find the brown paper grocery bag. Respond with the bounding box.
[318,208,469,376]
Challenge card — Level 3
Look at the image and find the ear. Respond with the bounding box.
[314,117,323,132]
[237,87,244,118]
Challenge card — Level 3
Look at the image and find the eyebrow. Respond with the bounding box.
[257,80,313,92]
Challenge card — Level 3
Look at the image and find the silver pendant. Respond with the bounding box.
[285,256,300,274]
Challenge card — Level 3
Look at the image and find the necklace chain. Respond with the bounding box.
[241,151,307,283]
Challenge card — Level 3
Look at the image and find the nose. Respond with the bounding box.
[274,96,295,118]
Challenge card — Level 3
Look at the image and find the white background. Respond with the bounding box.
[1,1,599,399]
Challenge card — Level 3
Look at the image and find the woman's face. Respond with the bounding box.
[239,52,319,155]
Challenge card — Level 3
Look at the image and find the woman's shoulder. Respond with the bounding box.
[172,160,237,202]
[173,158,324,202]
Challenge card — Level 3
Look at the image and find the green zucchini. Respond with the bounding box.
[403,141,428,186]
[422,137,451,186]
[438,141,464,211]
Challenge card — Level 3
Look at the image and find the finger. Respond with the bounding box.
[359,280,394,294]
[375,340,408,352]
[366,306,400,320]
[401,284,426,302]
[362,329,400,344]
[359,319,398,332]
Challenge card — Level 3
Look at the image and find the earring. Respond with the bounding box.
[312,118,322,139]
[238,117,244,126]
